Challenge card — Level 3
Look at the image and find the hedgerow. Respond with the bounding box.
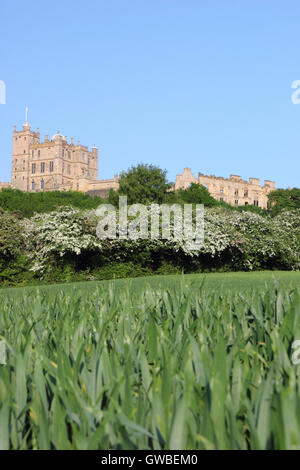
[19,207,300,283]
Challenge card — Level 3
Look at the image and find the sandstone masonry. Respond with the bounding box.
[10,122,119,197]
[174,168,276,208]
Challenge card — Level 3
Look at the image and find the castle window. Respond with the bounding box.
[62,149,64,157]
[32,150,34,158]
[245,202,249,205]
[235,200,239,205]
[41,180,44,190]
[41,162,45,173]
[32,181,35,191]
[50,161,54,172]
[38,150,40,158]
[24,150,26,154]
[234,189,238,196]
[253,200,259,206]
[32,163,36,174]
[244,190,248,197]
[220,188,223,193]
[68,151,71,159]
[67,165,70,175]
[88,157,90,166]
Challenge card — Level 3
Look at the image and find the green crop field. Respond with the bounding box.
[0,271,299,450]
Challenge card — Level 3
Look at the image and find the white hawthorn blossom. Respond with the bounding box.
[22,205,300,274]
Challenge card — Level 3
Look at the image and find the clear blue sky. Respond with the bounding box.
[1,0,299,188]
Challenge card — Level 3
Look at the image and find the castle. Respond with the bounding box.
[174,168,276,208]
[7,119,119,198]
[0,118,276,208]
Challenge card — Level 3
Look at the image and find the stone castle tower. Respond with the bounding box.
[11,118,99,193]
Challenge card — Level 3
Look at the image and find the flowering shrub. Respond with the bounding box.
[21,206,300,277]
[23,207,102,273]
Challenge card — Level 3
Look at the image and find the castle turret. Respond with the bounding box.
[12,118,40,191]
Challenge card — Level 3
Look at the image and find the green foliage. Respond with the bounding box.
[268,188,300,215]
[0,211,32,285]
[0,210,23,261]
[0,188,105,218]
[0,180,298,220]
[166,182,219,206]
[0,277,299,449]
[108,163,172,205]
[236,203,267,216]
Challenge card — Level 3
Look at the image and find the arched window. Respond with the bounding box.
[32,181,35,191]
[41,180,44,190]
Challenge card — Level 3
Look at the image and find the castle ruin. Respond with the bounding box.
[174,168,275,208]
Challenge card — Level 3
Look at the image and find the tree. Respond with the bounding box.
[108,164,172,205]
[268,188,300,215]
[174,182,219,206]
